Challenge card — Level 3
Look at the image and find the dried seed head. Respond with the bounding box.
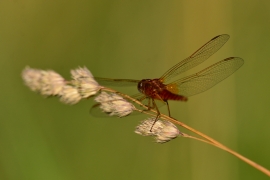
[135,118,181,143]
[22,67,44,92]
[59,85,82,105]
[39,70,66,96]
[94,92,134,117]
[70,67,100,98]
[22,66,65,96]
[71,66,93,79]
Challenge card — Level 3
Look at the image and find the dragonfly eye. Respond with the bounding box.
[137,81,144,92]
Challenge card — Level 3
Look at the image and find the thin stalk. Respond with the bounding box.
[101,87,270,177]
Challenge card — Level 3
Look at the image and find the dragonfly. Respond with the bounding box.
[94,34,244,122]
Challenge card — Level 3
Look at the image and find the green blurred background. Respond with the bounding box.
[1,1,270,180]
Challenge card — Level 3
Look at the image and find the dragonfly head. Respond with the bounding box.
[137,79,151,93]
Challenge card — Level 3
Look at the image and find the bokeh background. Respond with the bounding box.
[1,1,270,180]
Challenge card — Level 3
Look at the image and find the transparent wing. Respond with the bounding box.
[160,34,230,82]
[169,57,244,97]
[94,77,140,86]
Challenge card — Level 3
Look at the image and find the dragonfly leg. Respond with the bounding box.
[150,99,161,132]
[137,96,155,112]
[154,94,172,117]
[165,100,171,117]
[147,98,152,110]
[139,97,152,112]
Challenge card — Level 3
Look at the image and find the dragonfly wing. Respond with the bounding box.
[160,34,230,82]
[131,93,146,101]
[169,57,244,97]
[94,77,140,86]
[131,93,167,107]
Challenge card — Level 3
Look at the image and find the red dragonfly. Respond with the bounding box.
[95,34,244,119]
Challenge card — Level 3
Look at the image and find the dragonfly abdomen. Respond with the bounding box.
[158,90,187,101]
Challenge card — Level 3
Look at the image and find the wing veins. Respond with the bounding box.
[169,57,244,97]
[160,34,230,82]
[94,77,140,86]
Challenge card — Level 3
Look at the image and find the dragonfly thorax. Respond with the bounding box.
[137,79,166,97]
